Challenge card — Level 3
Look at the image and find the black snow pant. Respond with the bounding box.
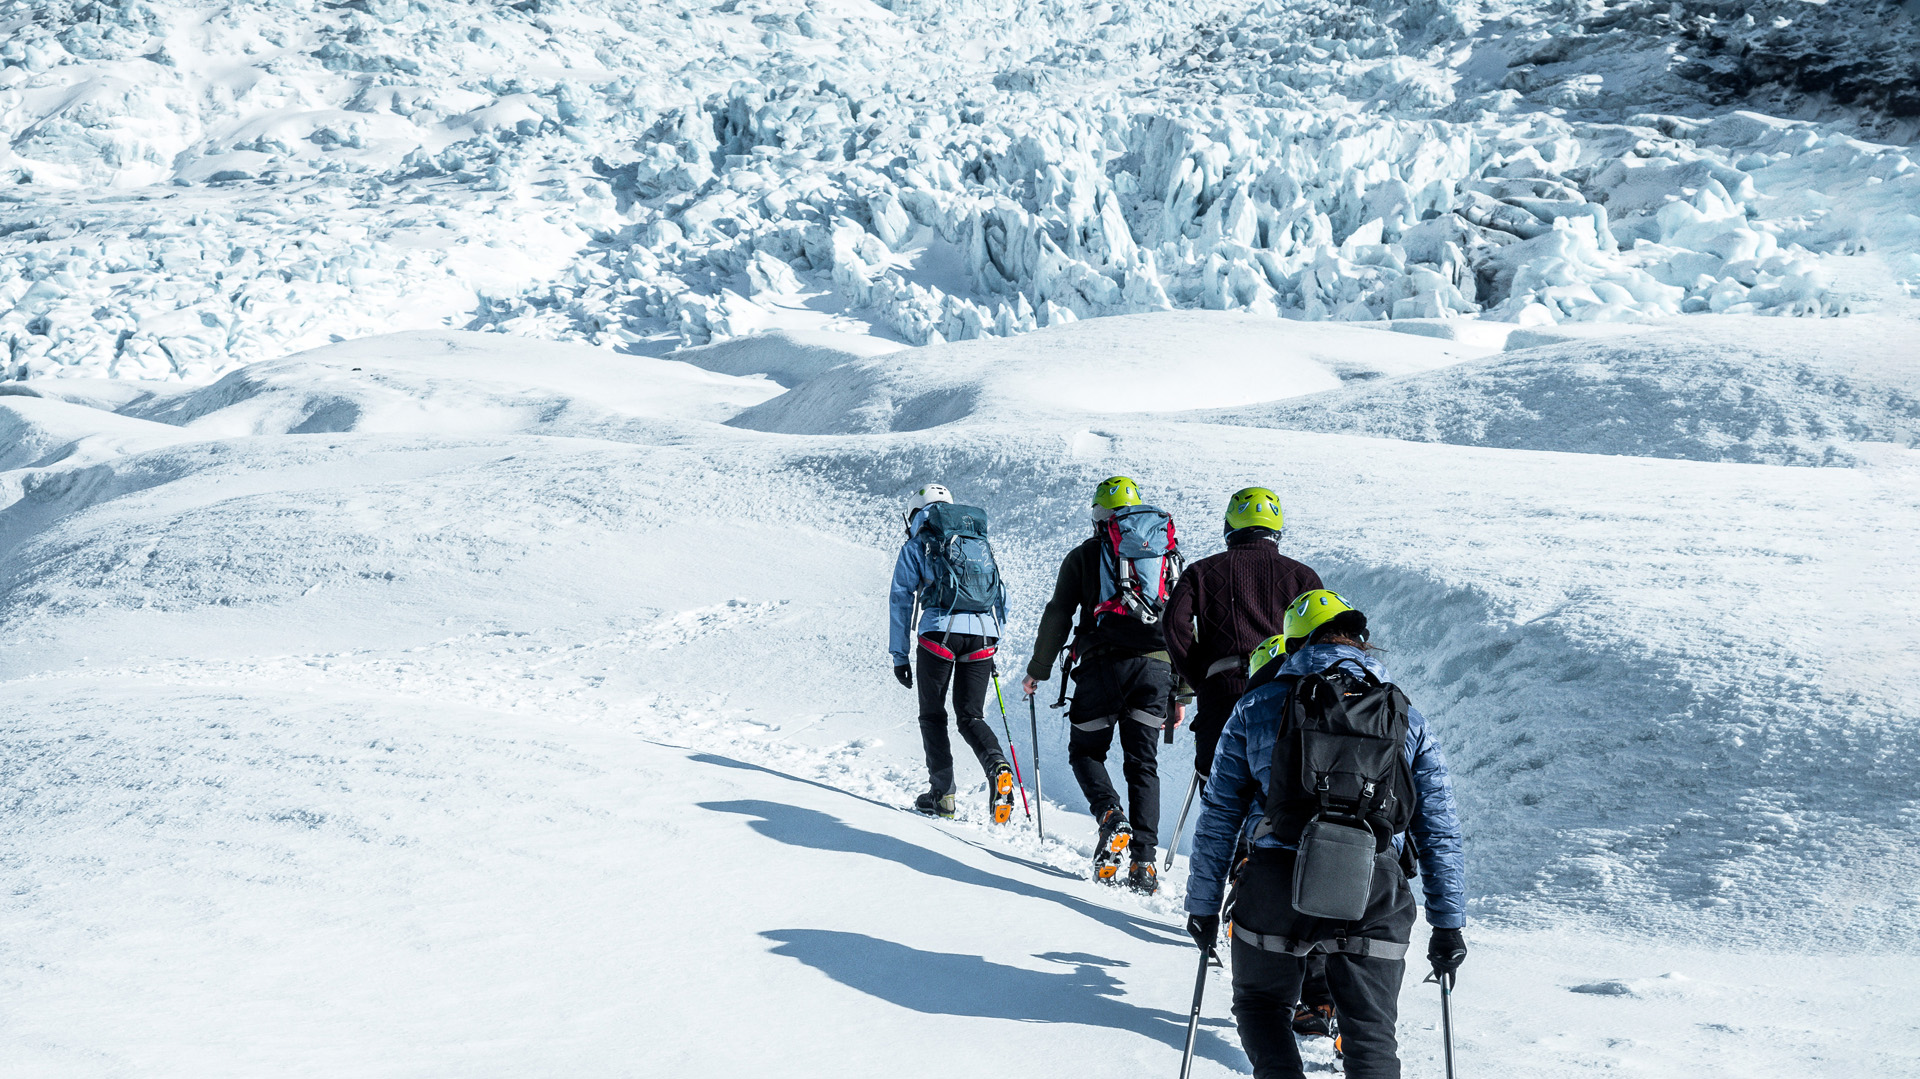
[1066,652,1171,862]
[915,633,1006,796]
[1300,955,1332,1010]
[1230,942,1405,1079]
[1190,672,1247,779]
[1228,847,1419,1079]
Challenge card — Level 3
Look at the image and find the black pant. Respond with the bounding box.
[1066,653,1170,860]
[1230,941,1404,1079]
[915,633,1005,796]
[1300,955,1331,1009]
[1190,673,1247,778]
[1229,849,1418,1079]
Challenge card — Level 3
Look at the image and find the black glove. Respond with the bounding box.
[1428,927,1466,978]
[1186,914,1219,950]
[893,663,913,689]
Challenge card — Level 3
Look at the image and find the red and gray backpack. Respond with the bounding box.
[1093,504,1183,628]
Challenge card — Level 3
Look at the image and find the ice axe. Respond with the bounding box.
[1163,771,1202,871]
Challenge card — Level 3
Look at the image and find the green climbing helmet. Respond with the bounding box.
[1223,486,1285,535]
[1248,633,1289,678]
[1091,476,1142,520]
[1283,589,1367,651]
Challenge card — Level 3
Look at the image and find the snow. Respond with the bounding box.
[4,309,1919,1074]
[4,0,1920,1074]
[3,0,1918,379]
[1202,312,1920,465]
[720,311,1493,434]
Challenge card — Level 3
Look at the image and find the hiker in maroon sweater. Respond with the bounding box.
[1164,486,1332,1042]
[1162,487,1322,779]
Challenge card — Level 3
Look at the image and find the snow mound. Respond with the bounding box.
[0,394,192,472]
[1204,314,1920,465]
[120,330,783,437]
[670,328,905,388]
[728,311,1490,435]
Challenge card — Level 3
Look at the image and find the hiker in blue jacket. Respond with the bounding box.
[1183,590,1466,1079]
[889,484,1014,821]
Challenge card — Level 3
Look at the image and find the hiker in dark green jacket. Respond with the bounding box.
[1022,476,1186,894]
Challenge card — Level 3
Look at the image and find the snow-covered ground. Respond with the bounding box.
[4,0,1918,1074]
[3,308,1917,1075]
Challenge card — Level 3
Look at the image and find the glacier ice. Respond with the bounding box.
[0,0,1915,379]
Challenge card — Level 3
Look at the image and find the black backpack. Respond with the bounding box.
[1253,663,1414,852]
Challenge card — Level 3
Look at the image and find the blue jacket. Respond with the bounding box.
[888,508,1009,665]
[1182,643,1467,929]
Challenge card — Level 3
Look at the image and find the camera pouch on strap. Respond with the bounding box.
[1291,819,1377,921]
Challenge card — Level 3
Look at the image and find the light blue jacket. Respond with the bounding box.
[888,508,1009,665]
[1183,642,1467,929]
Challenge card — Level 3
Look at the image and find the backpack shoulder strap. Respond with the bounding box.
[1251,673,1304,838]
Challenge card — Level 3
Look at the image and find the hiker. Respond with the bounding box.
[1162,486,1327,1036]
[1182,590,1467,1079]
[1164,486,1322,779]
[889,484,1016,822]
[1020,476,1185,893]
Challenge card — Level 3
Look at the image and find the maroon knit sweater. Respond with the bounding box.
[1163,532,1322,690]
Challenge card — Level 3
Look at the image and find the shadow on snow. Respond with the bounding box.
[699,796,1182,947]
[761,930,1246,1071]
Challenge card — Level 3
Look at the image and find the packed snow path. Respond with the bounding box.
[2,316,1917,1074]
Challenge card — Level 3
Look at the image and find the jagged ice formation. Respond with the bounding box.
[0,0,1916,379]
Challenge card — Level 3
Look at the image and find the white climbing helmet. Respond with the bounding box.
[909,484,953,512]
[903,483,954,535]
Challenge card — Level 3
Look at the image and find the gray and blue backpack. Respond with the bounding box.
[1093,504,1182,627]
[917,502,1004,617]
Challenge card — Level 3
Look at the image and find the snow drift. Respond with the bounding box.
[1202,313,1920,465]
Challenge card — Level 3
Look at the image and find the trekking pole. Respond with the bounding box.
[1439,971,1457,1079]
[1027,691,1045,840]
[1178,944,1214,1079]
[1163,772,1202,872]
[990,674,1033,821]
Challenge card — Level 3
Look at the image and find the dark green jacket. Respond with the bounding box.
[1026,535,1169,681]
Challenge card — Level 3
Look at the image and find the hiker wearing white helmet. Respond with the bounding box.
[889,484,1015,821]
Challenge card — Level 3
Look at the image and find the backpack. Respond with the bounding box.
[1254,662,1414,920]
[1092,504,1182,628]
[916,502,1003,617]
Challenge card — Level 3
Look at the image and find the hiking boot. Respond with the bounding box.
[1093,807,1132,883]
[913,791,957,819]
[1292,1002,1334,1039]
[1126,859,1159,895]
[988,760,1016,824]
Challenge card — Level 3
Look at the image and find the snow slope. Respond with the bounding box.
[1200,312,1920,465]
[3,315,1918,1075]
[720,311,1494,435]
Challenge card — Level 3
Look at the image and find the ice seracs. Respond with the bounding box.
[3,0,1916,380]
